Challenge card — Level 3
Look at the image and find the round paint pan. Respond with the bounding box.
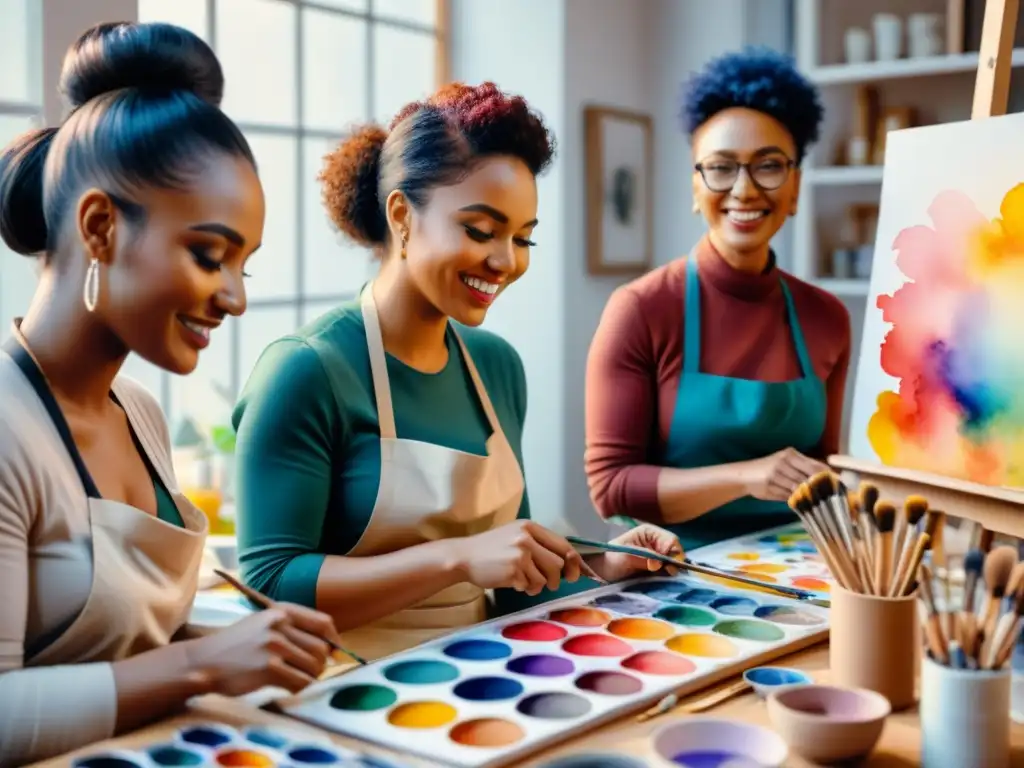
[652,717,788,767]
[591,592,662,615]
[212,746,277,767]
[517,691,592,720]
[242,725,330,750]
[444,638,513,661]
[73,754,148,768]
[713,618,785,643]
[286,744,347,764]
[147,744,207,766]
[449,718,525,748]
[537,754,648,768]
[753,604,826,627]
[176,723,237,749]
[329,683,399,712]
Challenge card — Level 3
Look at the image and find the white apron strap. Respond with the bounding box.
[359,286,397,440]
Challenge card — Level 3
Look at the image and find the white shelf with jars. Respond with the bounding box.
[791,0,1024,300]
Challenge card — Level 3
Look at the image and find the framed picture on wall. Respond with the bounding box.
[584,105,654,275]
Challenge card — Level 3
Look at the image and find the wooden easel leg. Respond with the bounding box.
[972,0,1020,118]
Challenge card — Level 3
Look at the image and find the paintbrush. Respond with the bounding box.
[959,545,985,657]
[890,496,928,592]
[565,536,828,606]
[889,497,928,595]
[873,502,896,596]
[992,584,1024,670]
[978,547,1017,650]
[892,510,938,597]
[918,563,949,664]
[984,563,1024,669]
[858,484,881,579]
[213,568,367,665]
[637,677,751,722]
[807,475,858,585]
[809,472,855,556]
[788,485,857,591]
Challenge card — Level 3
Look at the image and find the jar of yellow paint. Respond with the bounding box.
[184,487,226,533]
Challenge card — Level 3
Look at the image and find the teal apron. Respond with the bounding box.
[661,253,827,552]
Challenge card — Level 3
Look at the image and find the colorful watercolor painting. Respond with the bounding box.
[850,114,1024,488]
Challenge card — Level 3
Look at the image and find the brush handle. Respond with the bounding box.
[214,569,367,665]
[565,537,823,603]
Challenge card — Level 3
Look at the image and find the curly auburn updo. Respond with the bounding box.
[319,82,556,248]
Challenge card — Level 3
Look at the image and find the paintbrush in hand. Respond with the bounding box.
[566,536,828,605]
[213,568,367,665]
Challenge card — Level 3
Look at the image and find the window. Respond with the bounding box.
[136,0,447,429]
[0,0,42,327]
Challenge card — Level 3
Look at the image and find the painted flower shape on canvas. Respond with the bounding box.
[868,185,1024,486]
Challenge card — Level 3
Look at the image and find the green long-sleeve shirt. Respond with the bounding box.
[231,300,596,614]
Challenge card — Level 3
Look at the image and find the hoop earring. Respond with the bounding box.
[83,258,100,312]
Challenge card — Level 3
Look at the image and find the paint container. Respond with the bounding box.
[767,684,890,763]
[742,666,812,698]
[651,718,788,767]
[829,584,917,710]
[920,655,1011,768]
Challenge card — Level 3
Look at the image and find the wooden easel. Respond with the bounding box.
[830,0,1024,539]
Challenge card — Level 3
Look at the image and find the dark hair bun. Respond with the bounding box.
[319,124,388,247]
[60,21,224,111]
[0,127,58,255]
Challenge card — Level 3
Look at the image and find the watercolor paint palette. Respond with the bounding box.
[279,574,829,768]
[70,722,409,768]
[687,522,835,598]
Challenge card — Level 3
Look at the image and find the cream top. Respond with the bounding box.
[0,349,183,764]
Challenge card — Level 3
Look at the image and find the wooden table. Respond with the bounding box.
[31,640,1024,767]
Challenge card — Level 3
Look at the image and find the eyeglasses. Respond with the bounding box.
[694,156,795,192]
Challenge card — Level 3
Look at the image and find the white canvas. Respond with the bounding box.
[850,112,1024,488]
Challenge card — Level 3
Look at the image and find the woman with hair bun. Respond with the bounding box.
[0,22,342,764]
[585,48,852,551]
[232,82,682,661]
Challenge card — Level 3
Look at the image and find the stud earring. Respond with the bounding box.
[83,257,100,312]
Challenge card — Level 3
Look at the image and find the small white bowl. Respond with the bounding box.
[743,666,812,698]
[652,717,788,767]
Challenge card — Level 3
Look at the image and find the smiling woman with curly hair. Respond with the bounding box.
[231,82,684,661]
[585,48,853,552]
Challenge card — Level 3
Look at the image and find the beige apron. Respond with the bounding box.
[4,329,208,667]
[317,287,525,661]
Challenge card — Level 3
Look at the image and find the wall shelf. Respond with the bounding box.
[809,48,1024,85]
[811,277,871,297]
[804,165,884,185]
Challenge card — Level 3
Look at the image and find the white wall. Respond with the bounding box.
[450,0,788,539]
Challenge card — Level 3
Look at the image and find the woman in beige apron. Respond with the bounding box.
[0,22,339,766]
[233,82,684,664]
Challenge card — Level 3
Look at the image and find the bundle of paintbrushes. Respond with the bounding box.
[787,472,939,597]
[917,525,1024,670]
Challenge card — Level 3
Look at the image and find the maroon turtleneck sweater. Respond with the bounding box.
[584,237,852,523]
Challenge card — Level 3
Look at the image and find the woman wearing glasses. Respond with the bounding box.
[584,48,852,551]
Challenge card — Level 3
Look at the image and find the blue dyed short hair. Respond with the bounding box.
[681,46,823,163]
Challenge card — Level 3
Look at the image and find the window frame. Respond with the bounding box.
[140,0,449,410]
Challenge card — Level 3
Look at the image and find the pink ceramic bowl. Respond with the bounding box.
[767,684,890,763]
